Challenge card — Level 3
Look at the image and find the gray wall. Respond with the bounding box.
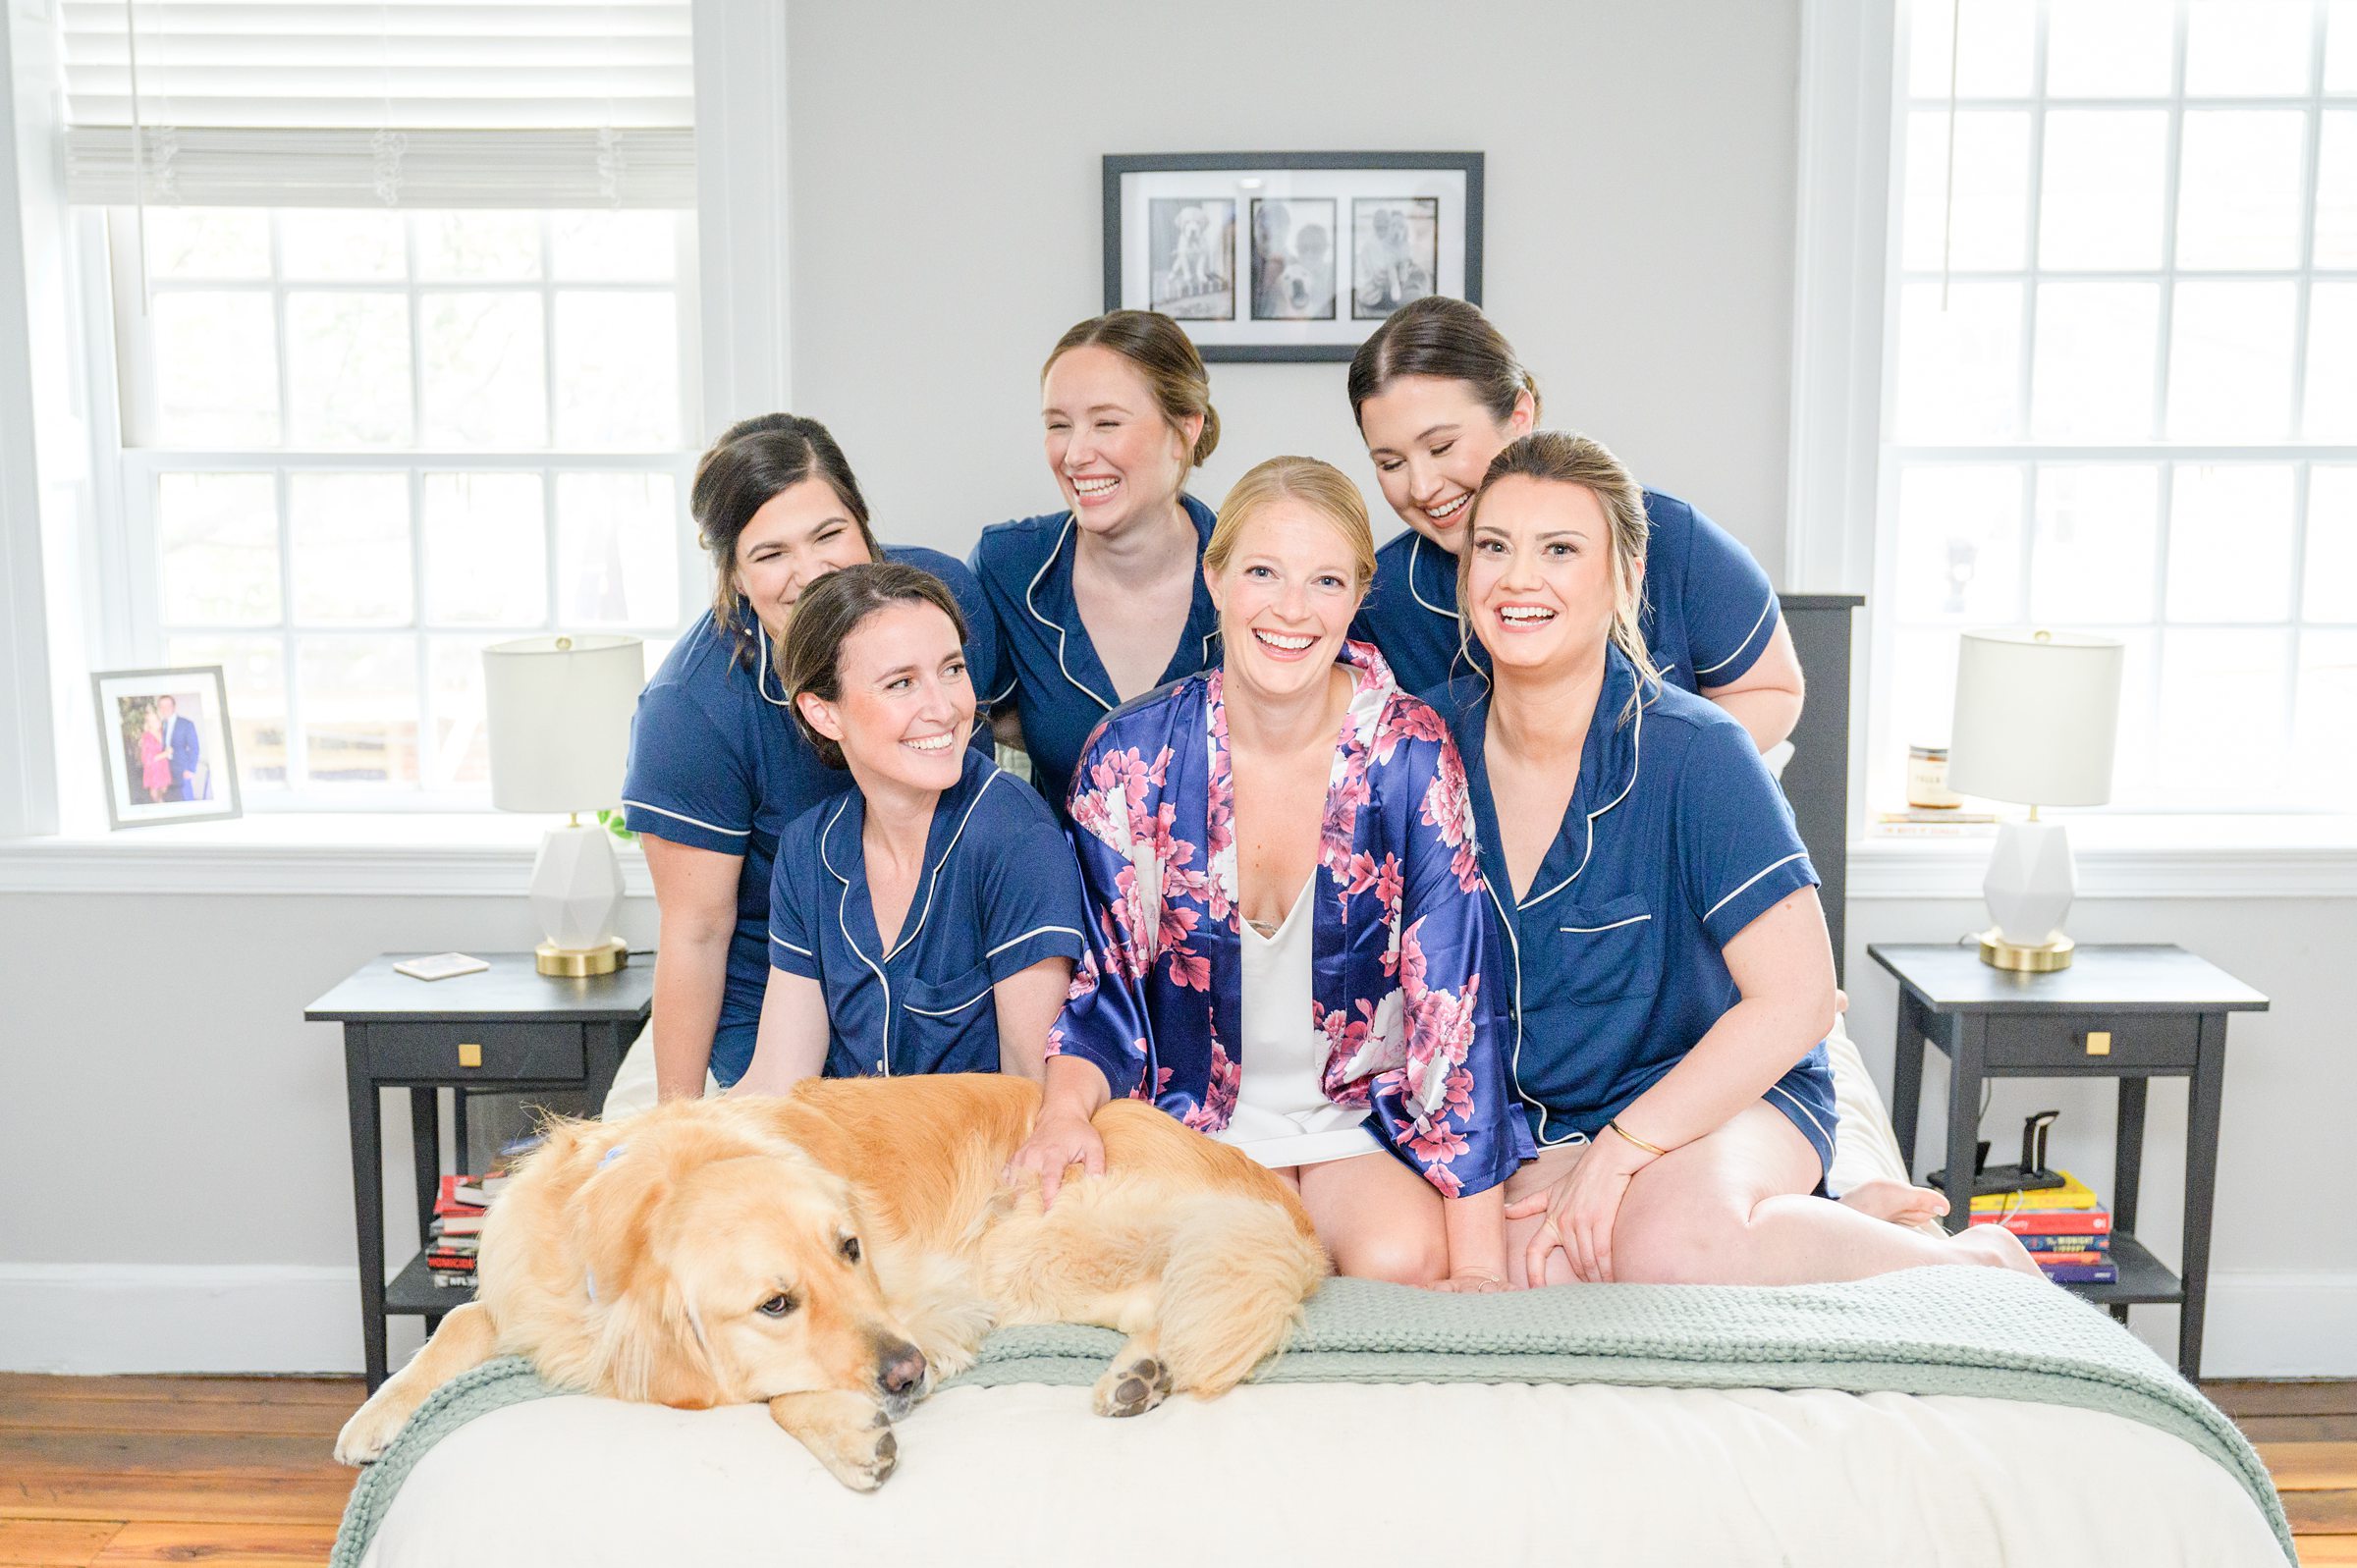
[785,0,1802,571]
[7,0,2349,1379]
[3,874,2348,1377]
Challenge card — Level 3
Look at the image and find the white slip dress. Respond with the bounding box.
[1212,879,1383,1170]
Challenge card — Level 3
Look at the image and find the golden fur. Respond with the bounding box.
[335,1074,1327,1488]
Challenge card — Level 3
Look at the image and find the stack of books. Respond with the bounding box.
[1967,1168,2115,1284]
[426,1172,509,1289]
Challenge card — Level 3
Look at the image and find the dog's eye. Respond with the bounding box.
[757,1293,797,1319]
[840,1235,861,1265]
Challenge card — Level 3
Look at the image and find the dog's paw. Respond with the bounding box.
[813,1410,900,1491]
[333,1395,413,1466]
[770,1391,900,1491]
[1091,1354,1174,1419]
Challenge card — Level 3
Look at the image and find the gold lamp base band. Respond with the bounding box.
[536,938,629,978]
[1976,929,2076,973]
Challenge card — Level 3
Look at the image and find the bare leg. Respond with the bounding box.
[1504,1106,2042,1287]
[1292,1152,1448,1285]
[1838,1177,1950,1231]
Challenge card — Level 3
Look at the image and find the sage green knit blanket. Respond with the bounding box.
[333,1266,2290,1565]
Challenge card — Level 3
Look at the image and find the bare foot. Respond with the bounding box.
[1838,1178,1951,1229]
[1950,1222,2048,1279]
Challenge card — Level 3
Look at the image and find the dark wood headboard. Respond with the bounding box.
[1778,594,1865,984]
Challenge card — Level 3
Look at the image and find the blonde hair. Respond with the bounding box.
[1457,431,1660,710]
[1204,456,1378,596]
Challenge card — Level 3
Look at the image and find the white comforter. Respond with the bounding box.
[361,1025,2286,1568]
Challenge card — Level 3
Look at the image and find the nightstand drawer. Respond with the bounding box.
[366,1022,585,1081]
[1983,1014,2199,1071]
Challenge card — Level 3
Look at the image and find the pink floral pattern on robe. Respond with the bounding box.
[1051,640,1527,1196]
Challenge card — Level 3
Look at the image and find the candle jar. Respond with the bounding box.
[1907,743,1963,810]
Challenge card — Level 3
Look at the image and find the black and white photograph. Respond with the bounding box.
[1147,197,1235,320]
[1352,196,1439,319]
[1107,153,1480,360]
[1250,197,1335,321]
[92,665,243,829]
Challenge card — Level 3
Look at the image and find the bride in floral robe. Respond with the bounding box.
[1009,457,1527,1289]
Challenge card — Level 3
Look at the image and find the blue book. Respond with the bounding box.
[2040,1259,2119,1284]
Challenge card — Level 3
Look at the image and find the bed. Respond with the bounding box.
[350,597,2290,1567]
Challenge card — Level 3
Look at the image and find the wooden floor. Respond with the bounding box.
[1,1372,2351,1564]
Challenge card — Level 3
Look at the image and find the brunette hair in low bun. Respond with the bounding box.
[1043,310,1221,466]
[1346,297,1541,430]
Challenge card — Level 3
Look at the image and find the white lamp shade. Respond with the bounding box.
[1946,628,2124,808]
[482,634,645,814]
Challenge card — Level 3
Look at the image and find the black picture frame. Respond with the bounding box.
[1104,152,1485,363]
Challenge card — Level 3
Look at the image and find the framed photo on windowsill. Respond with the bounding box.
[93,665,244,830]
[1103,152,1484,362]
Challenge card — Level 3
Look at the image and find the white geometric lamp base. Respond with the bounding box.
[530,823,627,976]
[1978,818,2077,973]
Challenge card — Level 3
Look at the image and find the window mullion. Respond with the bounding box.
[542,214,564,634]
[406,216,432,794]
[2013,0,2052,608]
[2014,0,2050,446]
[2152,6,2190,443]
[277,465,304,792]
[2289,0,2330,443]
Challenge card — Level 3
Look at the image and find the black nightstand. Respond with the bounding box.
[1867,943,2266,1379]
[307,952,653,1389]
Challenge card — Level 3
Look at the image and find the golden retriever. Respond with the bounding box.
[334,1073,1327,1488]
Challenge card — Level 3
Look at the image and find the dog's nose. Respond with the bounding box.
[876,1341,926,1398]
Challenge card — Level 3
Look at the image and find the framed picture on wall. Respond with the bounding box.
[1104,152,1483,362]
[92,665,243,830]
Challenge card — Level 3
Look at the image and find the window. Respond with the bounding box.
[110,205,697,803]
[51,0,703,809]
[1872,0,2357,814]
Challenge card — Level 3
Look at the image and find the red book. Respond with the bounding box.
[432,1174,491,1217]
[425,1250,476,1271]
[1971,1209,2112,1237]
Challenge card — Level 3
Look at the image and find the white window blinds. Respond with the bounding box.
[60,2,695,207]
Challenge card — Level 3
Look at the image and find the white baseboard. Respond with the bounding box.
[2185,1271,2357,1378]
[0,1263,406,1375]
[3,1264,2351,1379]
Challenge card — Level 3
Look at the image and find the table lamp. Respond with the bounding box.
[483,633,645,976]
[1946,627,2124,973]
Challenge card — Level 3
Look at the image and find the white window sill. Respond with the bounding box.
[1851,814,2357,900]
[0,813,652,898]
[5,810,2350,901]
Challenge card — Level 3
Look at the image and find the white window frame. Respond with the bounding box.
[0,0,787,881]
[1789,0,2357,892]
[92,205,709,811]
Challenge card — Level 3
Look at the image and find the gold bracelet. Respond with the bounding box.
[1607,1118,1669,1158]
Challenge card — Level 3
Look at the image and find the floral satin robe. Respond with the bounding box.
[1048,641,1528,1197]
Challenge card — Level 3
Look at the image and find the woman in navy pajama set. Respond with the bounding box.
[1345,297,1806,754]
[1436,430,2040,1288]
[968,312,1224,822]
[731,563,1086,1092]
[618,415,997,1097]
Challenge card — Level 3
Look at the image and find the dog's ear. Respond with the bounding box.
[574,1150,731,1408]
[590,1273,726,1409]
[639,1282,727,1409]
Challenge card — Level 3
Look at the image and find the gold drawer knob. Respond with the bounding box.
[2084,1030,2111,1056]
[458,1042,483,1068]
